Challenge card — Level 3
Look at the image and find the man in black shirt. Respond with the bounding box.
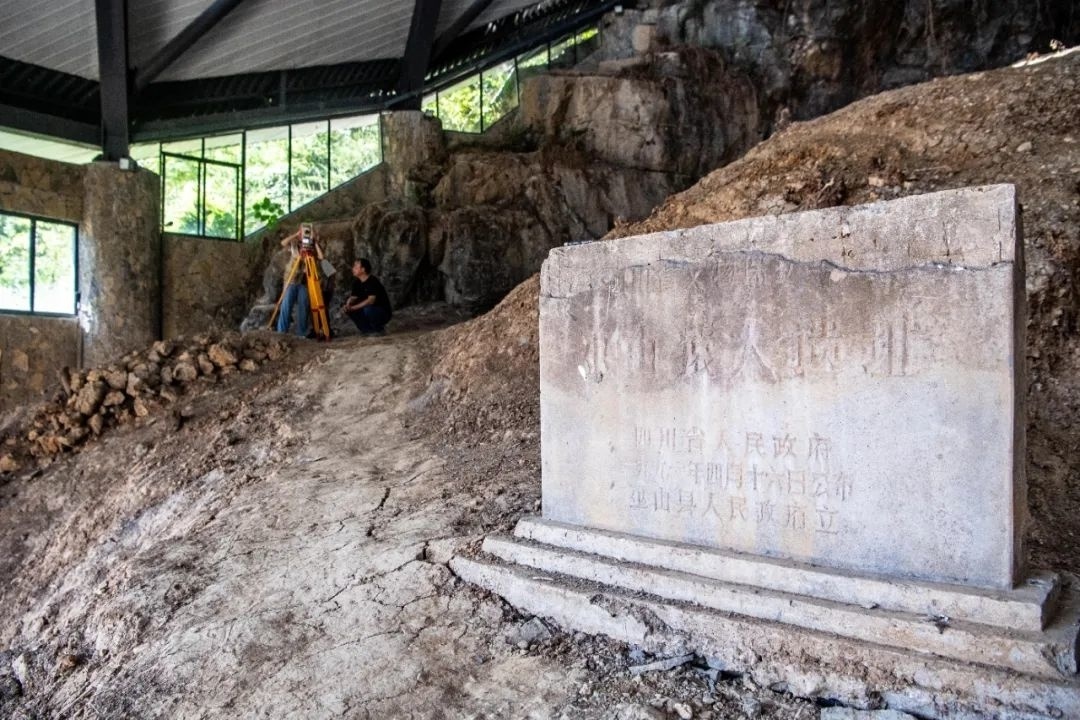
[343,258,392,335]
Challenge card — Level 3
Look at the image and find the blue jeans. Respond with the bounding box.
[277,283,311,336]
[347,305,389,334]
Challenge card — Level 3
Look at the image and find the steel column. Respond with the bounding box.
[94,0,130,160]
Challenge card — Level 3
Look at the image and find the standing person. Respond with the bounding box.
[276,227,311,337]
[342,258,392,335]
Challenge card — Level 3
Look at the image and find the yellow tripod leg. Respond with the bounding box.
[304,254,332,341]
[268,254,304,330]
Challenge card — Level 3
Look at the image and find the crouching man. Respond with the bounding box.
[342,258,392,335]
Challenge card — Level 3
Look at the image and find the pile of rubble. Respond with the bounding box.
[1,332,292,472]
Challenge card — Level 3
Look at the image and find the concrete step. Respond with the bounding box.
[513,516,1059,631]
[479,534,1079,679]
[450,554,1080,719]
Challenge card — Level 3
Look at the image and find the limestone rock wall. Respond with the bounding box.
[351,148,681,311]
[342,49,758,312]
[600,0,1078,122]
[520,50,762,179]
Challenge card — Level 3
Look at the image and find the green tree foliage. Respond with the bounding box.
[439,76,482,133]
[0,214,76,314]
[290,122,329,210]
[330,120,381,187]
[251,197,285,228]
[245,129,290,237]
[162,150,240,239]
[33,221,76,314]
[482,59,519,130]
[0,214,31,310]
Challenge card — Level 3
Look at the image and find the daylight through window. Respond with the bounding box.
[0,212,78,315]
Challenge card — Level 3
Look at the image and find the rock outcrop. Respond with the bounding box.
[240,1,1076,321]
[354,49,764,312]
[599,0,1078,122]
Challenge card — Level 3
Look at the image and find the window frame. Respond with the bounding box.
[160,150,243,241]
[0,209,79,317]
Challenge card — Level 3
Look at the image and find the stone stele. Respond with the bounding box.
[538,183,1025,590]
[453,186,1080,715]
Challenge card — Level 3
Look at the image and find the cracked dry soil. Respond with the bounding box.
[0,323,812,719]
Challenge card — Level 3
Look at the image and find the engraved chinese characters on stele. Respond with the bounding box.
[565,255,958,390]
[627,427,851,541]
[539,186,1023,589]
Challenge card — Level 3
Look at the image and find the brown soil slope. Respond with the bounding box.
[433,49,1080,570]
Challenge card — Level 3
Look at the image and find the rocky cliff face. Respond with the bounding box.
[241,0,1077,323]
[238,48,764,321]
[601,0,1078,123]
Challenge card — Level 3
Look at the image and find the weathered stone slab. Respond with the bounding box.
[539,185,1023,590]
[512,517,1058,632]
[450,556,1080,718]
[478,535,1076,677]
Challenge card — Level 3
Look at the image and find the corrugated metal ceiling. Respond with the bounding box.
[0,0,613,142]
[0,0,562,82]
[0,0,98,78]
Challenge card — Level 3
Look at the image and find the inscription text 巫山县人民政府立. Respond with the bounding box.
[625,427,853,537]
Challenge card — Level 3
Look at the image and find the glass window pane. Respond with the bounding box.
[516,45,549,86]
[330,115,381,188]
[130,142,160,173]
[205,133,242,163]
[438,75,482,133]
[574,26,600,59]
[244,126,289,236]
[290,121,330,210]
[33,221,76,314]
[549,36,576,69]
[482,59,518,130]
[162,138,202,158]
[0,214,32,311]
[204,163,240,239]
[421,93,439,120]
[163,155,201,234]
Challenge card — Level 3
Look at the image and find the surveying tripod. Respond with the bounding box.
[268,246,332,341]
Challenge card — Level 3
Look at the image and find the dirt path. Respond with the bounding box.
[0,329,811,719]
[0,332,575,718]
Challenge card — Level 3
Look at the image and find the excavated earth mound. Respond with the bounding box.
[431,49,1080,570]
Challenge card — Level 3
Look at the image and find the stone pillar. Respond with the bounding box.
[379,111,447,199]
[79,162,161,367]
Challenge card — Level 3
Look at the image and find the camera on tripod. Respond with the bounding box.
[300,222,315,251]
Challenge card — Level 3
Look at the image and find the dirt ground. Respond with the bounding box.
[2,48,1080,720]
[0,309,813,719]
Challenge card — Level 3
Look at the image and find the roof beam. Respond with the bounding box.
[392,0,443,108]
[94,0,130,160]
[133,0,247,92]
[431,0,495,64]
[0,103,100,146]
